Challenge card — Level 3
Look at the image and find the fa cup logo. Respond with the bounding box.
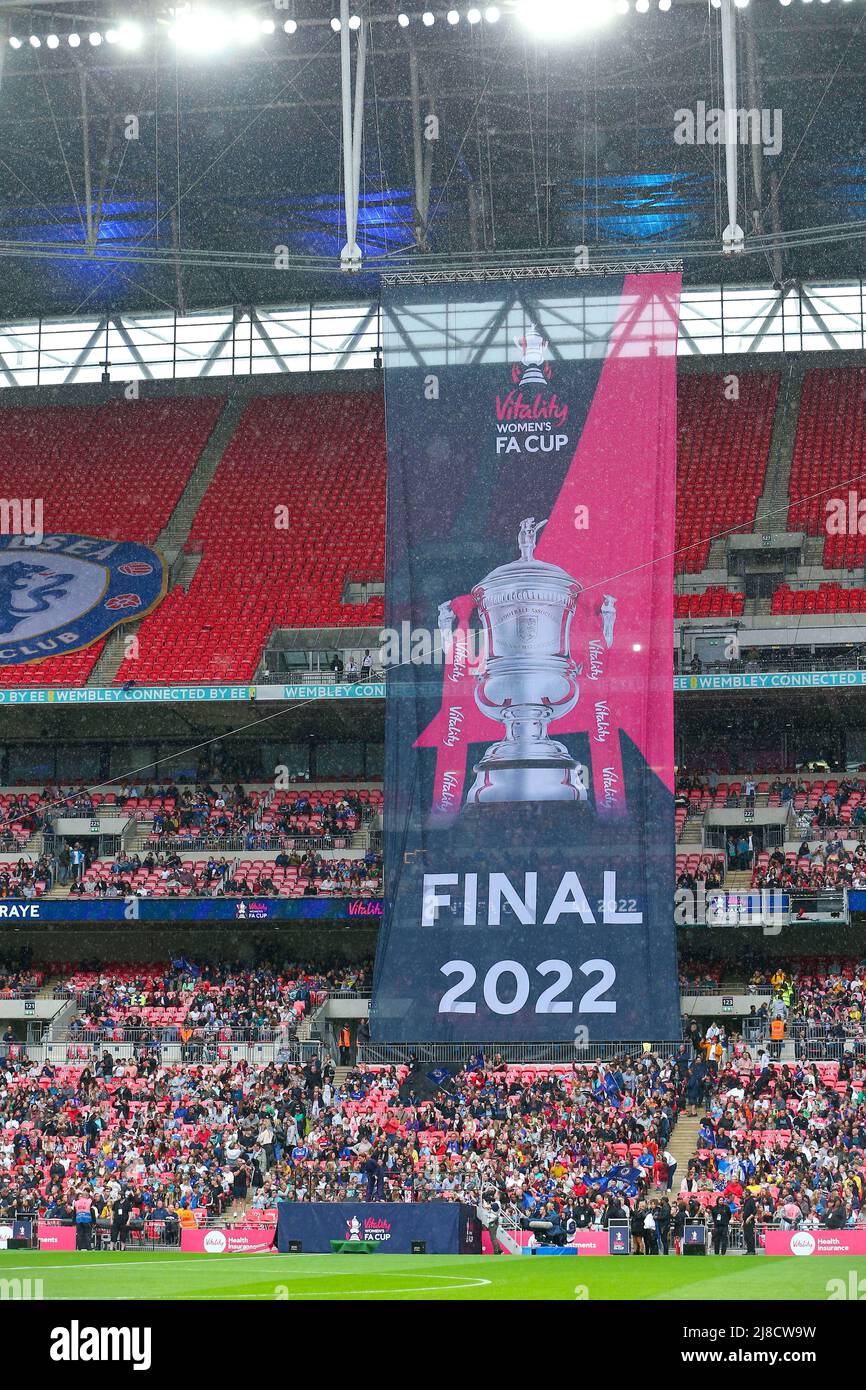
[513,324,551,387]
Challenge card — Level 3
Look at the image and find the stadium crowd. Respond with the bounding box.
[0,1017,863,1250]
[751,840,866,892]
[67,849,383,899]
[59,960,369,1047]
[1,951,865,1251]
[0,855,55,898]
[0,780,383,899]
[676,856,725,891]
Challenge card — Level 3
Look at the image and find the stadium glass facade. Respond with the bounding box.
[1,279,866,388]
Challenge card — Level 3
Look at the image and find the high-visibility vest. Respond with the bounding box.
[770,1018,785,1041]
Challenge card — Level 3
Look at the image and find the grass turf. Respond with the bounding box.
[1,1249,864,1300]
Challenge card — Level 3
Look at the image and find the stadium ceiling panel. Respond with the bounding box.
[0,0,861,316]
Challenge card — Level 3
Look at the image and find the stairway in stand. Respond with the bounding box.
[649,1114,703,1197]
[725,869,754,892]
[678,816,704,846]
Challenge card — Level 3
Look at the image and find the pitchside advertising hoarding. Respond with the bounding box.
[180,1227,276,1255]
[370,274,682,1044]
[0,897,382,923]
[763,1230,866,1257]
[276,1202,481,1254]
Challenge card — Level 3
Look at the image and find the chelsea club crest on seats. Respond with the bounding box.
[0,534,166,665]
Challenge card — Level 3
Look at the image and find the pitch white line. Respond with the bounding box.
[21,1265,493,1300]
[189,1274,494,1298]
[0,1254,329,1272]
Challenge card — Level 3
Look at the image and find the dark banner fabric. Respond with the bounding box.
[371,275,682,1045]
[276,1202,481,1255]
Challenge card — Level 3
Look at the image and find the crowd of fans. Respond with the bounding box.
[0,780,382,902]
[1,950,866,1249]
[0,964,44,998]
[142,785,363,842]
[752,840,866,892]
[67,849,383,899]
[674,1051,866,1239]
[2,1040,864,1248]
[676,856,725,892]
[0,855,55,898]
[680,958,866,1057]
[59,961,369,1048]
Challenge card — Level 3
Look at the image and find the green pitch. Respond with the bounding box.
[1,1250,864,1300]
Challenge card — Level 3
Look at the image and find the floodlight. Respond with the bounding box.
[116,22,143,48]
[516,0,614,38]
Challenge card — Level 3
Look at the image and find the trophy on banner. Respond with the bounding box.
[463,517,585,805]
[514,324,549,388]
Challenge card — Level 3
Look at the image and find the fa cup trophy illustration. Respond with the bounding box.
[463,517,584,805]
[514,325,549,387]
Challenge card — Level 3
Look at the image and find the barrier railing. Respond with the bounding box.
[357,1041,685,1065]
[679,984,772,997]
[63,1025,284,1045]
[141,832,354,853]
[21,1039,322,1064]
[67,880,382,900]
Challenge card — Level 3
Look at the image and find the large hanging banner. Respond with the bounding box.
[371,273,681,1044]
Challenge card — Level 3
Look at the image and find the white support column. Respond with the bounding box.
[409,47,426,249]
[339,0,364,273]
[720,0,744,255]
[351,18,367,250]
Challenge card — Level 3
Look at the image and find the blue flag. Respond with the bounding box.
[603,1073,623,1107]
[172,956,200,979]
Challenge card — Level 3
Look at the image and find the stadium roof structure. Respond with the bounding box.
[0,0,864,318]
